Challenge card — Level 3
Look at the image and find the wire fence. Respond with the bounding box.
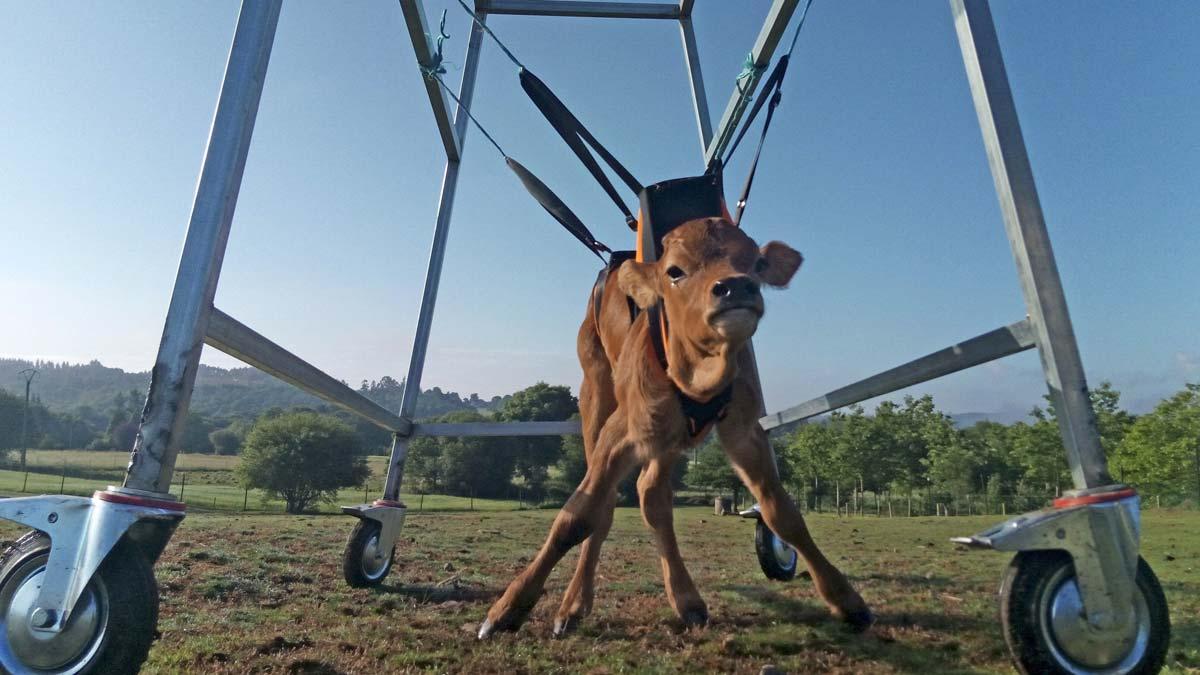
[0,456,1187,517]
[0,460,526,515]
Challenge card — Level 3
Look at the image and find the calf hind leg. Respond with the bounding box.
[638,458,708,627]
[552,487,617,636]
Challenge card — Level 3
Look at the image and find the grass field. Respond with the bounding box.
[0,450,527,513]
[2,507,1194,673]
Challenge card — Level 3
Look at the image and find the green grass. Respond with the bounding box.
[0,451,516,513]
[2,507,1194,673]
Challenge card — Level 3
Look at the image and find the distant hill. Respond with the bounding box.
[0,358,505,421]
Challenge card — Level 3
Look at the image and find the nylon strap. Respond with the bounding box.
[506,158,610,262]
[520,69,643,230]
[722,54,791,226]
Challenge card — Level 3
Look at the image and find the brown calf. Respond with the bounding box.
[479,217,871,638]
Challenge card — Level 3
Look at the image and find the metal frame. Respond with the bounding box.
[0,0,1141,653]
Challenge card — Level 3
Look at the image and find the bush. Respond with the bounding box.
[237,412,369,513]
[209,428,242,456]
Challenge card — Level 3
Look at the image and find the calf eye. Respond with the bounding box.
[754,258,769,274]
[666,265,686,281]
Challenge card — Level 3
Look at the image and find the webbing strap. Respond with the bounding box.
[507,158,611,262]
[723,54,791,226]
[520,69,643,230]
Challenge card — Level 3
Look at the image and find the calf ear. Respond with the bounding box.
[617,260,661,309]
[758,241,804,288]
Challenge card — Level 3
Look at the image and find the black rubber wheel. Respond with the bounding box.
[343,519,395,588]
[754,519,798,581]
[1000,550,1170,675]
[0,530,159,675]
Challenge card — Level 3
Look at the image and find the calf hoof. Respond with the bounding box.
[680,606,709,629]
[478,601,536,640]
[842,608,875,633]
[552,615,581,638]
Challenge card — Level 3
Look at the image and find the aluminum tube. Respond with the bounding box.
[124,0,282,494]
[398,0,463,161]
[382,15,487,500]
[204,308,411,434]
[704,0,800,163]
[760,320,1036,430]
[680,15,713,156]
[481,0,679,19]
[952,0,1110,489]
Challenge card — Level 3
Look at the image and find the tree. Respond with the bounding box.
[209,428,242,455]
[1114,383,1200,505]
[688,435,743,504]
[237,412,369,513]
[778,422,834,504]
[428,410,516,499]
[548,416,587,501]
[496,383,578,500]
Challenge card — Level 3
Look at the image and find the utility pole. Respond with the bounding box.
[17,369,38,473]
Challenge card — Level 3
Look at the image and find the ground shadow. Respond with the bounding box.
[721,583,1000,673]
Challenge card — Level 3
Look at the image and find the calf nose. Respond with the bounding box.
[711,276,760,299]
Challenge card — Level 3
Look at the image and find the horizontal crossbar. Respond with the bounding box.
[412,420,582,437]
[204,308,412,435]
[479,0,680,19]
[759,319,1037,430]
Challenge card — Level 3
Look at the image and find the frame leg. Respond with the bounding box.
[952,0,1108,490]
[124,0,282,496]
[950,0,1145,651]
[378,15,487,502]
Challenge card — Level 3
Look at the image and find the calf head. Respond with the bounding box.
[617,217,803,351]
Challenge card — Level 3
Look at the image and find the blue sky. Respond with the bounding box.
[1,2,1196,417]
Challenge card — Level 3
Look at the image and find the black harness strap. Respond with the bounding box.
[507,157,610,262]
[520,69,643,230]
[591,251,637,326]
[680,384,734,439]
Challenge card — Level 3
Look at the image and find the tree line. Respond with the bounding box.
[4,361,1197,510]
[689,382,1200,511]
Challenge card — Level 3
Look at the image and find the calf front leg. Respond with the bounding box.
[479,425,636,639]
[717,413,873,630]
[638,457,708,627]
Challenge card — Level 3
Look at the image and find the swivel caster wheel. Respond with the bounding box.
[343,519,395,588]
[755,519,798,581]
[1000,550,1170,675]
[0,530,159,675]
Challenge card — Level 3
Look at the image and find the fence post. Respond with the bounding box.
[21,471,28,493]
[179,473,187,501]
[835,481,840,517]
[60,465,67,494]
[243,487,249,511]
[1001,501,1006,516]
